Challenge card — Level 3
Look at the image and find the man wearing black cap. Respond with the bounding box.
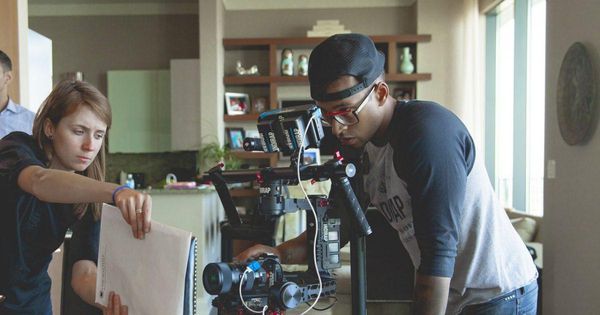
[237,33,538,314]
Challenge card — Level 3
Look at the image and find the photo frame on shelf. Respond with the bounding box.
[226,127,245,150]
[302,148,320,165]
[393,87,415,101]
[225,92,251,115]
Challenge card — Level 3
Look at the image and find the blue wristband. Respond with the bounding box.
[112,185,130,205]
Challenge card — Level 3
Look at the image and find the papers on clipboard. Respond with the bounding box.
[95,204,198,315]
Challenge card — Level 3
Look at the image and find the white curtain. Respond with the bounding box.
[416,0,486,149]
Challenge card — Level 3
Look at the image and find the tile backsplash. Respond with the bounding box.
[106,151,197,188]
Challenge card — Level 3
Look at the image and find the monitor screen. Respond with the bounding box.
[280,100,340,156]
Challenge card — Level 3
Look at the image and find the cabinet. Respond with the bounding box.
[222,34,432,123]
[107,70,171,153]
[108,62,202,153]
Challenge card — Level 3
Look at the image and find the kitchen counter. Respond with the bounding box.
[137,186,215,195]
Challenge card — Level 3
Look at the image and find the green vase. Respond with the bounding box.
[400,47,415,74]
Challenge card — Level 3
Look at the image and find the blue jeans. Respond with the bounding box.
[459,281,538,315]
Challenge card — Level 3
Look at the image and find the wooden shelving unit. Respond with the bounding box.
[224,113,260,122]
[230,151,278,167]
[223,34,432,125]
[223,34,432,179]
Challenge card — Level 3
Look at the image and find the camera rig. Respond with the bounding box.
[202,105,371,314]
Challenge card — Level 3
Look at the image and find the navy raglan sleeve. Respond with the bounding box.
[0,132,46,189]
[395,103,475,278]
[70,210,101,264]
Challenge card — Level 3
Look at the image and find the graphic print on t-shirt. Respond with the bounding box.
[363,145,421,268]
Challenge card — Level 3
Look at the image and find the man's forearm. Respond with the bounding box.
[276,232,308,264]
[413,273,451,315]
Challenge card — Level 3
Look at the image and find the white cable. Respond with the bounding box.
[296,115,323,315]
[239,268,268,314]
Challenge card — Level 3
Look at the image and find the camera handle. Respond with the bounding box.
[329,165,370,315]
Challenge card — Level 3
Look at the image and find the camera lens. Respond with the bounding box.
[203,263,234,295]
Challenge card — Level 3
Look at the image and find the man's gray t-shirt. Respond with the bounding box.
[348,100,537,314]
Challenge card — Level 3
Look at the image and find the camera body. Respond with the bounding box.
[203,254,300,311]
[203,253,337,314]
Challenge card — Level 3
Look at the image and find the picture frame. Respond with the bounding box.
[393,87,415,101]
[302,148,321,165]
[225,92,251,115]
[226,128,246,150]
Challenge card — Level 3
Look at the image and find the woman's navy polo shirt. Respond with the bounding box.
[0,132,100,314]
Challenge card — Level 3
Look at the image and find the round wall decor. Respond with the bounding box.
[556,42,597,145]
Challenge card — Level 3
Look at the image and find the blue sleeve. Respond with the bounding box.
[0,132,46,189]
[395,102,475,278]
[70,210,100,264]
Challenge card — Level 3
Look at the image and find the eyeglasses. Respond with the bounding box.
[321,85,376,127]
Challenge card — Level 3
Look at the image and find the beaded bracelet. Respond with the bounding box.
[112,185,130,205]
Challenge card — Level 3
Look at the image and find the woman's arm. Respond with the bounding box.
[71,260,99,307]
[17,165,152,239]
[18,165,116,204]
[71,260,128,315]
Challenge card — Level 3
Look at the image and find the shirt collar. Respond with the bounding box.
[5,98,19,113]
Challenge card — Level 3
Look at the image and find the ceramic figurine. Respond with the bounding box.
[236,60,259,76]
[297,54,308,76]
[281,48,294,76]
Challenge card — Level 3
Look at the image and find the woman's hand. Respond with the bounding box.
[114,188,152,239]
[103,292,128,315]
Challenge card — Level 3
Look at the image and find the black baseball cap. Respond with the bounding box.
[309,33,385,102]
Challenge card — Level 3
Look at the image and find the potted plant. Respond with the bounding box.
[199,142,241,171]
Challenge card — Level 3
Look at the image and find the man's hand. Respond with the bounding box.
[413,274,451,315]
[103,292,128,315]
[235,232,308,264]
[235,244,281,262]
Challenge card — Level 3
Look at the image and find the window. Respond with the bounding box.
[485,0,546,215]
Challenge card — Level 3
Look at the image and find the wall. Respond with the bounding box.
[544,0,600,313]
[0,0,29,106]
[225,6,416,38]
[28,14,198,95]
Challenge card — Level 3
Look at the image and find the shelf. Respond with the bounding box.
[230,188,259,197]
[224,73,430,85]
[231,151,278,166]
[223,34,431,48]
[386,73,432,82]
[224,113,260,122]
[231,151,276,159]
[223,76,270,85]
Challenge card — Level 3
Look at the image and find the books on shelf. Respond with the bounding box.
[307,19,351,37]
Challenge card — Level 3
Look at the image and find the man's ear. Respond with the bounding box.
[43,118,55,139]
[375,82,389,106]
[5,71,12,84]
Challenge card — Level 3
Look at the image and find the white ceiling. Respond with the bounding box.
[28,0,416,10]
